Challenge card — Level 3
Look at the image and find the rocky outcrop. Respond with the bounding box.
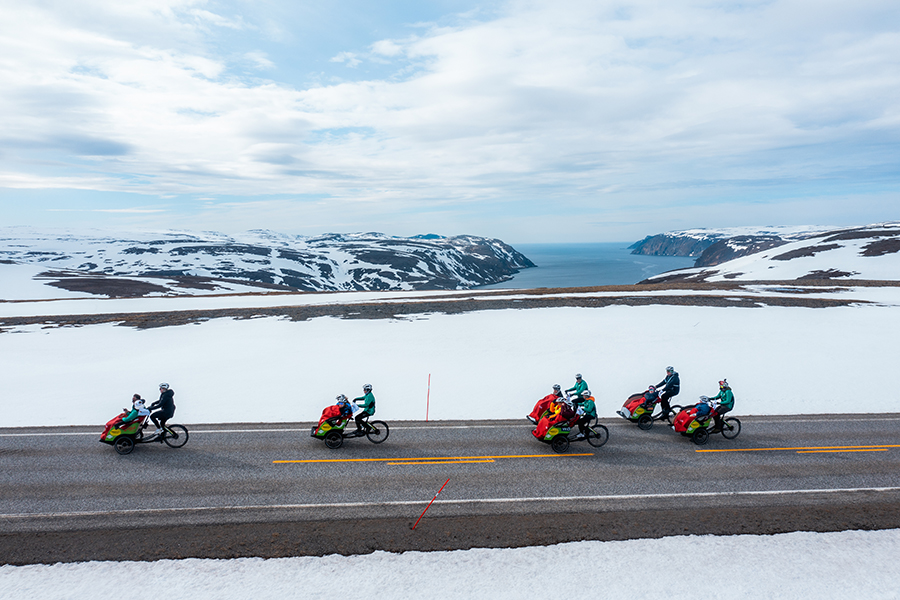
[694,236,789,267]
[0,229,536,295]
[628,233,720,257]
[640,223,900,283]
[631,227,831,267]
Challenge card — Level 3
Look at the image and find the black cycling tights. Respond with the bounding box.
[151,412,171,429]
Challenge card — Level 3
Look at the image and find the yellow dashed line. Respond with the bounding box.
[387,460,497,465]
[697,445,900,454]
[796,449,890,454]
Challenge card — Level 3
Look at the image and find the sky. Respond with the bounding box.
[0,0,898,242]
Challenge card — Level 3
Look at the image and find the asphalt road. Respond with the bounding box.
[2,414,900,564]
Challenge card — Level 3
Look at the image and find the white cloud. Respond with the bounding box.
[370,39,405,57]
[1,0,898,239]
[330,51,362,67]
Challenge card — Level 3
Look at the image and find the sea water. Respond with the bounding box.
[479,243,695,289]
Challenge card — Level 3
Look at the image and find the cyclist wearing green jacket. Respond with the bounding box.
[566,374,589,405]
[711,379,734,431]
[574,392,598,439]
[353,384,376,433]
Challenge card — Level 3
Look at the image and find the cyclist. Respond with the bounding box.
[574,391,597,440]
[149,383,176,436]
[353,384,376,433]
[565,373,589,406]
[710,380,735,431]
[655,366,680,419]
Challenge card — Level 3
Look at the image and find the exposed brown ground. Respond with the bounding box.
[4,280,897,331]
[4,500,899,565]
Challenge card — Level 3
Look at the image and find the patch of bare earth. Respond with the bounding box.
[771,244,841,261]
[2,280,895,332]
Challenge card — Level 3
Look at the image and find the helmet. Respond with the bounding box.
[363,384,372,392]
[575,373,582,379]
[719,379,729,389]
[666,366,674,372]
[552,384,561,391]
[582,390,591,397]
[158,383,170,390]
[336,394,347,403]
[648,385,656,392]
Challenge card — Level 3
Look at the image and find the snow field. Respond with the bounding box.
[2,301,898,427]
[2,529,899,600]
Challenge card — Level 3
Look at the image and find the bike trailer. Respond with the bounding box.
[672,406,709,435]
[311,417,347,438]
[99,414,145,444]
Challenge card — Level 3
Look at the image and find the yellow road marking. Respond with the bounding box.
[274,453,594,464]
[387,460,496,465]
[697,445,900,454]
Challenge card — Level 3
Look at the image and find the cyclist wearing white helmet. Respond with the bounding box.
[655,366,680,419]
[149,382,175,436]
[565,374,589,406]
[353,384,376,433]
[710,379,735,431]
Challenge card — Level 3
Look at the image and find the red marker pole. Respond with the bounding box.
[425,373,431,422]
[412,478,450,530]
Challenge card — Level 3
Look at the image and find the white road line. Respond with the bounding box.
[0,425,528,437]
[4,486,900,520]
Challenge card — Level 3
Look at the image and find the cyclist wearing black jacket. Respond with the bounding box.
[150,382,176,435]
[656,367,680,418]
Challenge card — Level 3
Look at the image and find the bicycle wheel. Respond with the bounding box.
[366,420,390,444]
[324,431,343,449]
[114,436,135,455]
[551,435,569,453]
[163,424,189,448]
[637,414,653,430]
[691,427,709,446]
[586,424,609,448]
[721,417,741,439]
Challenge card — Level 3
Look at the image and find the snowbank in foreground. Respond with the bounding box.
[3,529,899,599]
[3,301,899,427]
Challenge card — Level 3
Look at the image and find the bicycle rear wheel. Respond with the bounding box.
[163,424,189,448]
[366,420,389,444]
[721,417,741,439]
[586,424,609,448]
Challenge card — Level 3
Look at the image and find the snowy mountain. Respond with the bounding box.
[0,228,535,298]
[629,225,833,265]
[645,222,900,283]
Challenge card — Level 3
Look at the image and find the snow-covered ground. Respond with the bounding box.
[3,230,899,588]
[3,290,899,427]
[3,529,899,599]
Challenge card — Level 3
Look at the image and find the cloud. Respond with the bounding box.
[0,0,898,239]
[244,50,275,70]
[370,39,405,57]
[329,51,361,67]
